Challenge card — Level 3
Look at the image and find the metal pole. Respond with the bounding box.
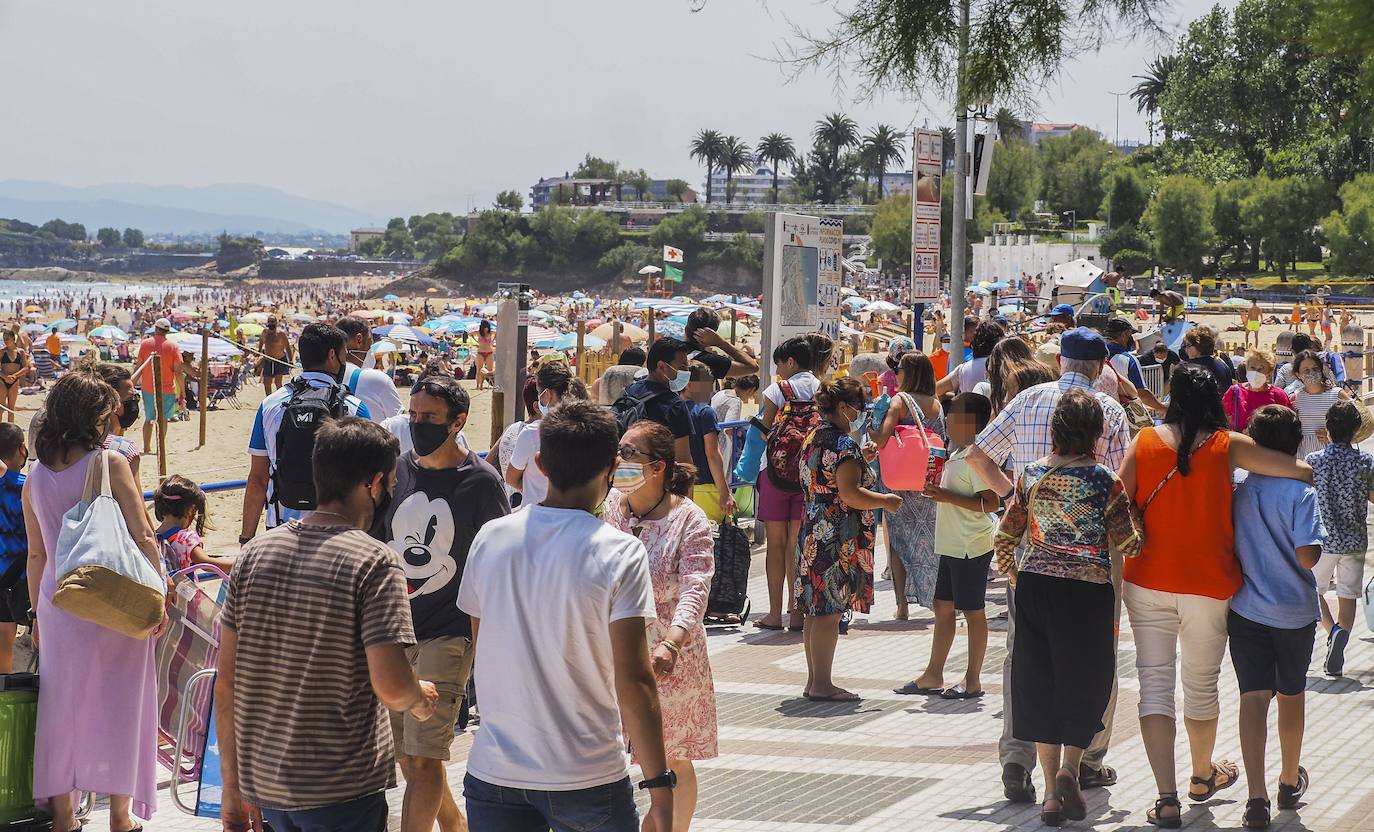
[948,0,971,371]
[912,302,925,352]
[152,354,167,479]
[198,328,209,448]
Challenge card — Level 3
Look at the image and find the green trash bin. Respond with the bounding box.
[0,673,49,830]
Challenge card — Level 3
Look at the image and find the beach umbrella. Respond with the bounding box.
[1219,297,1251,307]
[547,314,568,324]
[530,309,550,321]
[383,293,400,300]
[170,332,242,358]
[982,281,1011,290]
[236,323,264,337]
[239,312,271,323]
[532,333,606,350]
[473,304,499,316]
[371,341,399,355]
[22,304,42,313]
[58,332,89,344]
[525,325,560,343]
[666,315,690,325]
[718,321,750,338]
[864,300,901,312]
[589,322,648,342]
[20,323,46,334]
[88,325,130,341]
[289,312,316,323]
[842,296,867,308]
[49,319,78,331]
[349,309,390,320]
[372,324,436,345]
[637,266,662,275]
[657,320,686,339]
[571,290,587,299]
[535,302,558,312]
[840,286,858,296]
[386,312,412,323]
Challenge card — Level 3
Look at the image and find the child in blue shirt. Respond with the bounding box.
[0,423,28,673]
[1303,399,1374,677]
[1231,405,1325,829]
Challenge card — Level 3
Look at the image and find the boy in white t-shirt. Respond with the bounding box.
[457,400,674,832]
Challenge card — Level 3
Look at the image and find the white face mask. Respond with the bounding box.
[1246,370,1267,388]
[668,368,690,392]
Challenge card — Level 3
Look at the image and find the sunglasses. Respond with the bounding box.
[618,445,659,462]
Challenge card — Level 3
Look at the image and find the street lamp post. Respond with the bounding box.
[1064,210,1078,260]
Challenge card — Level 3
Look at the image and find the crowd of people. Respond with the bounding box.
[10,281,1374,832]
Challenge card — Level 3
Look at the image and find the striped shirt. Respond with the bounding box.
[221,520,414,811]
[974,372,1130,483]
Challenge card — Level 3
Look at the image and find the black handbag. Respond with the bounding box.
[705,520,752,624]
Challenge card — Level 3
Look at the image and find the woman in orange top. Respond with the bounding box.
[1118,364,1312,827]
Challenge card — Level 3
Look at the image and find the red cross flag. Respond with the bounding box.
[663,245,684,263]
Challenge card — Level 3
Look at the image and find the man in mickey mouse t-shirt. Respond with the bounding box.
[371,376,509,832]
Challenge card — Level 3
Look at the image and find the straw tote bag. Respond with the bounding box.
[51,450,165,639]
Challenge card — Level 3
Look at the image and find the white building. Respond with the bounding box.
[705,166,792,205]
[972,233,1102,290]
[349,227,384,251]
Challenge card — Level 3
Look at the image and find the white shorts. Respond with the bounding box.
[1313,551,1366,600]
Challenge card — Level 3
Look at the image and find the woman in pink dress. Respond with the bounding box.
[25,372,163,831]
[605,421,718,832]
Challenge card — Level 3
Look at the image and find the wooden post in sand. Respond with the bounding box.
[612,318,622,356]
[730,309,738,344]
[490,390,505,448]
[648,313,656,344]
[198,328,210,448]
[152,354,167,479]
[575,321,586,382]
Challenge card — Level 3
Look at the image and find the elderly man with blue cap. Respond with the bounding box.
[962,326,1132,805]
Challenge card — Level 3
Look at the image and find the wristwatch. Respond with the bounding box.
[637,770,678,791]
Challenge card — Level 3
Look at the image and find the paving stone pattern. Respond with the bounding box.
[87,532,1374,831]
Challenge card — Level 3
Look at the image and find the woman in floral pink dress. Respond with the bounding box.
[605,420,718,832]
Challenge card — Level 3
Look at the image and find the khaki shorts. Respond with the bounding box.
[1313,551,1365,600]
[389,635,473,760]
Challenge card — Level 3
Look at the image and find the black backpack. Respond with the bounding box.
[273,378,348,512]
[705,520,752,624]
[609,387,671,437]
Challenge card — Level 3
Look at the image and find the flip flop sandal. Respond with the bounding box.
[1146,793,1182,828]
[805,691,861,702]
[1056,770,1087,822]
[751,620,785,631]
[1189,761,1240,802]
[893,681,945,695]
[940,685,985,700]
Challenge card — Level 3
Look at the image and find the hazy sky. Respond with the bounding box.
[0,0,1225,220]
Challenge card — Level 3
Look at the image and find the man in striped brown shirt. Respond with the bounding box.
[216,418,439,832]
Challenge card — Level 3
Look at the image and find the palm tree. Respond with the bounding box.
[1132,55,1177,144]
[689,129,726,204]
[756,133,796,202]
[860,124,905,201]
[939,126,957,172]
[994,107,1024,142]
[664,178,691,203]
[627,168,652,201]
[719,136,754,205]
[814,113,860,156]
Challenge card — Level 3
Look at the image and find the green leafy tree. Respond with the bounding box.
[689,130,726,204]
[598,243,656,277]
[663,179,693,203]
[860,124,906,201]
[756,133,797,201]
[381,217,417,259]
[719,136,754,205]
[1240,176,1331,278]
[1323,173,1374,275]
[216,234,265,271]
[1103,166,1149,228]
[494,190,523,212]
[1144,175,1214,272]
[121,228,144,248]
[625,169,653,201]
[572,154,620,181]
[1100,221,1153,271]
[1211,179,1257,269]
[648,205,707,256]
[96,227,122,248]
[870,192,912,271]
[41,219,86,241]
[986,138,1039,219]
[1038,127,1112,219]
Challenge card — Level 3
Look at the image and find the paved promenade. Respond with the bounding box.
[89,532,1374,831]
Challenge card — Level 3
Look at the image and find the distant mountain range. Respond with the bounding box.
[0,181,378,236]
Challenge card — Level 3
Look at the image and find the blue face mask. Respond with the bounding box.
[668,369,690,392]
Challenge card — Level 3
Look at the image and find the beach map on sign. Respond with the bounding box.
[780,244,818,326]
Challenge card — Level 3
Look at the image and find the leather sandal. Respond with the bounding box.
[1243,797,1272,829]
[1040,795,1064,827]
[1056,768,1087,821]
[1189,760,1240,802]
[1146,792,1182,828]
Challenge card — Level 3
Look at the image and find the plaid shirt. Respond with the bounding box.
[974,372,1131,482]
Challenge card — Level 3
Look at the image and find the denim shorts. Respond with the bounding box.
[464,773,637,832]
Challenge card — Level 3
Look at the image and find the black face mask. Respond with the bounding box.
[372,481,392,522]
[119,397,140,429]
[410,421,452,457]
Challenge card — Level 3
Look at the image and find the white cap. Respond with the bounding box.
[154,318,172,329]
